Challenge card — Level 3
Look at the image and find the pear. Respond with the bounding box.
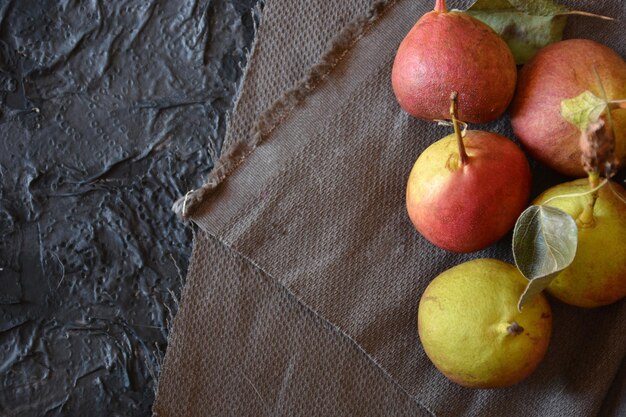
[418,259,552,388]
[533,179,626,308]
[511,39,626,177]
[406,93,531,253]
[391,0,516,123]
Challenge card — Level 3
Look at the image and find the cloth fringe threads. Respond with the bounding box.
[172,0,395,219]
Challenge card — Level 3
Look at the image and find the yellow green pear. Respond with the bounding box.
[534,179,626,308]
[418,259,552,388]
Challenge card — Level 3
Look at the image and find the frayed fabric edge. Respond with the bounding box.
[172,0,397,219]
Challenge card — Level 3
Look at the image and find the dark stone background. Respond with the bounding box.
[0,1,260,415]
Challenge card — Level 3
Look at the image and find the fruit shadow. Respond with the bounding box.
[536,296,626,396]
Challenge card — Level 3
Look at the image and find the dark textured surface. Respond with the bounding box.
[0,1,259,415]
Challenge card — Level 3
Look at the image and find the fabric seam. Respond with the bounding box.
[200,229,438,417]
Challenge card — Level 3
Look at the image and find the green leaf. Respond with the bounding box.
[513,205,578,311]
[468,0,568,16]
[561,90,609,132]
[465,0,569,64]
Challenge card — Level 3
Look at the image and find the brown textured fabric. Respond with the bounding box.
[155,231,432,416]
[172,0,378,216]
[156,0,626,415]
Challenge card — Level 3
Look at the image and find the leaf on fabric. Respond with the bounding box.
[512,205,578,311]
[465,0,579,64]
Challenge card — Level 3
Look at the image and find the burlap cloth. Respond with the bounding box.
[154,1,626,415]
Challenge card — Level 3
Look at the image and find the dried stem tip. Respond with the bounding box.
[435,0,447,13]
[507,321,524,336]
[580,118,617,178]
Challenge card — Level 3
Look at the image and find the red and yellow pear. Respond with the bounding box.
[406,93,531,253]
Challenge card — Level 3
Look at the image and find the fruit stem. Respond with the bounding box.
[609,101,626,111]
[450,92,469,167]
[577,171,600,228]
[435,0,447,13]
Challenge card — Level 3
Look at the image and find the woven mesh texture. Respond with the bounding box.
[157,0,626,415]
[222,0,374,151]
[154,232,432,416]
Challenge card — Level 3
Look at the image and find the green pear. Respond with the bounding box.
[533,179,626,308]
[418,259,552,388]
